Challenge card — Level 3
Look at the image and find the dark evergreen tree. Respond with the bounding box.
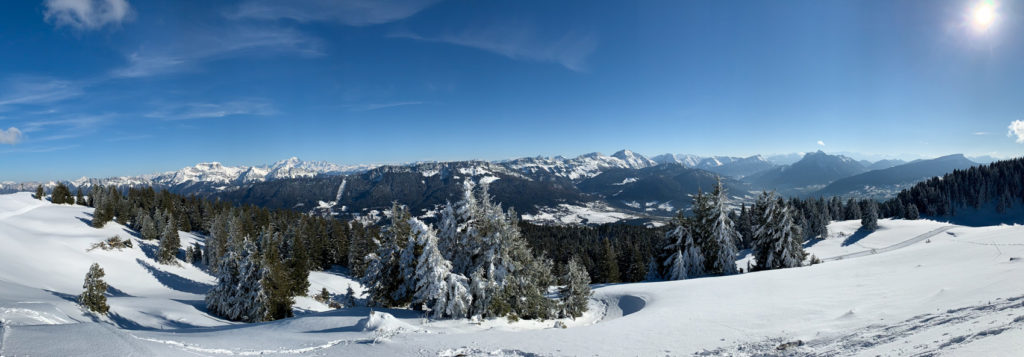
[35,184,45,200]
[736,204,754,250]
[79,263,109,314]
[600,238,620,283]
[75,188,85,206]
[51,183,72,204]
[845,198,861,220]
[861,200,879,231]
[343,286,358,307]
[906,203,920,220]
[156,214,181,264]
[140,214,158,240]
[261,230,294,321]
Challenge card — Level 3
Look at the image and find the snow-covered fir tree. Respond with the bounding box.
[361,180,564,320]
[436,201,459,257]
[752,191,806,270]
[140,213,158,240]
[396,211,425,307]
[450,180,480,275]
[663,214,704,280]
[559,257,591,319]
[410,218,448,310]
[411,217,471,319]
[79,263,109,314]
[697,179,740,276]
[205,239,268,322]
[362,203,413,307]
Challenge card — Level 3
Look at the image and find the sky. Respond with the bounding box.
[1,0,1023,181]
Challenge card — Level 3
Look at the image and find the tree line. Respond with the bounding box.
[361,181,591,321]
[78,185,371,322]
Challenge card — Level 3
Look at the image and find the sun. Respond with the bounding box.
[971,0,998,32]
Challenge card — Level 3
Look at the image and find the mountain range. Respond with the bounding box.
[2,150,992,225]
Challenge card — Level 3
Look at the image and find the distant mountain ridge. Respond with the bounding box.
[743,151,868,194]
[816,154,977,198]
[1,157,375,195]
[1,150,991,226]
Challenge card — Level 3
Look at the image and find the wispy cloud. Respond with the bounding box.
[0,127,22,145]
[105,134,151,142]
[351,101,426,111]
[973,131,990,135]
[0,77,84,110]
[112,26,323,78]
[44,0,133,31]
[0,144,79,154]
[18,115,109,133]
[817,140,825,146]
[392,24,598,72]
[145,100,276,120]
[1009,120,1024,143]
[229,0,439,26]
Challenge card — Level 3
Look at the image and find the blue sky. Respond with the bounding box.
[1,0,1023,181]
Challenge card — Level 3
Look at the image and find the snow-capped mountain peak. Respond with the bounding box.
[611,149,657,169]
[651,153,702,167]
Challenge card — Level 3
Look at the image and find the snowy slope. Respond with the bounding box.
[2,193,1024,356]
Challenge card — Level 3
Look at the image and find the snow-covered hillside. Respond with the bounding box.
[2,192,1022,356]
[0,192,358,334]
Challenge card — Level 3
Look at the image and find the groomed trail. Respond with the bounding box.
[822,226,955,261]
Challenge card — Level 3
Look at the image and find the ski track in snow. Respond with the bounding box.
[130,334,356,355]
[0,202,44,221]
[702,294,1024,356]
[823,226,954,262]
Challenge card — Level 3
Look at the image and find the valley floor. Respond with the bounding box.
[1,192,1022,356]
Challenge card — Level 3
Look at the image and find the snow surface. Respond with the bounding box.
[521,203,640,225]
[2,192,1023,356]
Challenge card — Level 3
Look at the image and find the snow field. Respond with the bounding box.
[1,192,1023,356]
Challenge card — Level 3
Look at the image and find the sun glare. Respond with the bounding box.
[971,1,997,32]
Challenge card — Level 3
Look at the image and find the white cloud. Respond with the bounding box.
[0,127,22,145]
[44,0,133,31]
[112,26,323,78]
[817,140,825,146]
[1009,120,1024,143]
[352,101,425,111]
[230,0,439,26]
[0,77,84,110]
[393,24,598,72]
[973,131,990,135]
[19,115,109,133]
[145,100,276,120]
